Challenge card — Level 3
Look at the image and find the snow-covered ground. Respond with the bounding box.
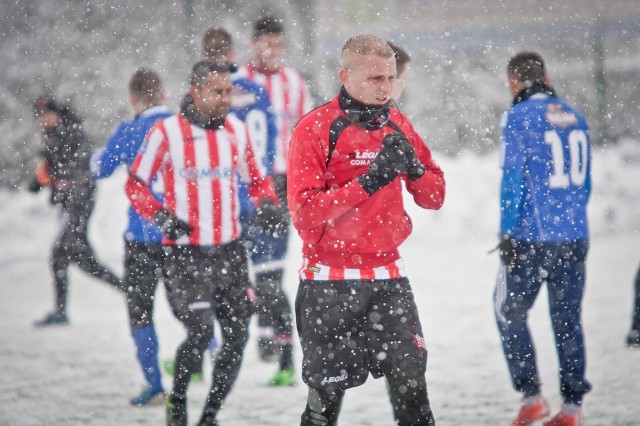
[1,141,639,426]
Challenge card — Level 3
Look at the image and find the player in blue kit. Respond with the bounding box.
[494,52,592,426]
[200,27,295,386]
[91,68,173,406]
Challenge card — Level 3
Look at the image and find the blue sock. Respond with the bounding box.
[132,325,163,392]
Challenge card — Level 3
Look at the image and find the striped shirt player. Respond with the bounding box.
[125,60,278,425]
[237,63,313,176]
[126,112,276,246]
[239,18,314,375]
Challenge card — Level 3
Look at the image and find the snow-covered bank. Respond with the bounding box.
[1,142,639,425]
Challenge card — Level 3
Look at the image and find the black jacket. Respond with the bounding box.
[39,109,94,206]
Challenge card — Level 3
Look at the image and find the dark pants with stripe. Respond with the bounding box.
[163,241,254,418]
[295,278,435,425]
[494,240,592,404]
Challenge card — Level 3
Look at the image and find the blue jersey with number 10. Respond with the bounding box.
[500,93,591,242]
[230,77,278,214]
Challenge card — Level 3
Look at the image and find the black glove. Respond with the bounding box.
[154,208,193,241]
[255,198,282,235]
[389,133,425,181]
[499,235,518,267]
[405,149,426,181]
[358,133,409,195]
[27,177,43,193]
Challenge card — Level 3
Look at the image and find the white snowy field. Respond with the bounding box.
[1,141,639,426]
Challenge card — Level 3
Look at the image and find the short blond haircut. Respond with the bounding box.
[340,34,394,69]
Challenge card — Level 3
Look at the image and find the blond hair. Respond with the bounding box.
[340,34,394,69]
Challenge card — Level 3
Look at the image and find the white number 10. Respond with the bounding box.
[544,129,588,188]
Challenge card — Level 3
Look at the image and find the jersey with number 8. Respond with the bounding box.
[229,77,279,215]
[500,93,591,242]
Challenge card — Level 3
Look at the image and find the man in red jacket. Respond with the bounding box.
[126,59,279,426]
[288,34,445,426]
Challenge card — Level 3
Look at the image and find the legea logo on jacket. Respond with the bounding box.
[178,167,233,180]
[348,150,376,166]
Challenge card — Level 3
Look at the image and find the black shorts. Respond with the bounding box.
[295,278,427,394]
[163,241,255,325]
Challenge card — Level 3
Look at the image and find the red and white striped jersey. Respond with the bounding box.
[126,113,277,246]
[237,64,313,174]
[298,258,408,281]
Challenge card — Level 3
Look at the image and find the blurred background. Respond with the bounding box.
[1,0,639,187]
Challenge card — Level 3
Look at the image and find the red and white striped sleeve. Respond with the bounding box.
[125,123,168,220]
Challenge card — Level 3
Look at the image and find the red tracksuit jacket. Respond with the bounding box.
[287,95,445,270]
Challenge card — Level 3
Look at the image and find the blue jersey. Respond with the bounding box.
[500,93,591,242]
[91,105,173,244]
[230,76,278,214]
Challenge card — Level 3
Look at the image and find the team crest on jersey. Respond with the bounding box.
[348,150,376,166]
[546,104,577,127]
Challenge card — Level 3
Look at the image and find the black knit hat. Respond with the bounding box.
[33,95,62,115]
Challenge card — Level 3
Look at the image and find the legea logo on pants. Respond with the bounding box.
[321,373,348,384]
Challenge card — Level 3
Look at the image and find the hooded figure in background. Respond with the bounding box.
[30,95,123,326]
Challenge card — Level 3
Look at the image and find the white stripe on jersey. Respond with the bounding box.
[297,259,408,281]
[228,113,265,182]
[372,265,391,280]
[283,67,302,119]
[165,117,189,224]
[343,267,361,280]
[216,130,235,243]
[194,125,213,245]
[269,76,286,118]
